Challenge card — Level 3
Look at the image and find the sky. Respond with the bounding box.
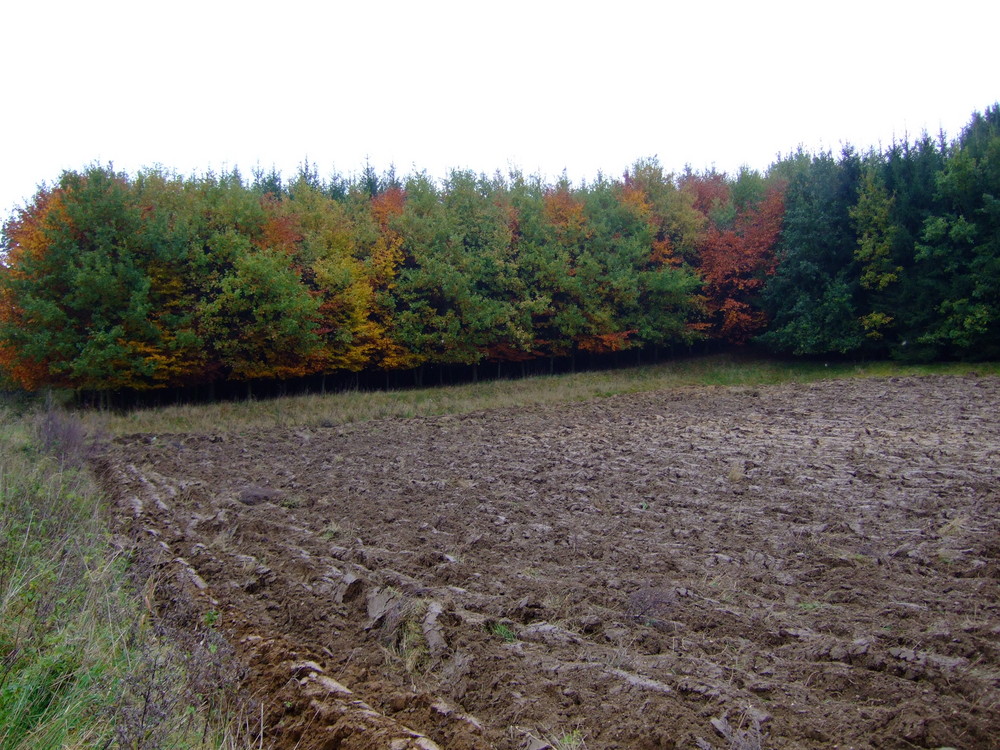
[2,0,997,220]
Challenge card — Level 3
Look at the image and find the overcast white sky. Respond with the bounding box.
[2,0,997,220]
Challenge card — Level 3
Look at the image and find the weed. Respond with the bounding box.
[543,727,587,749]
[381,599,431,674]
[321,521,347,541]
[33,401,91,469]
[938,515,968,536]
[489,621,518,643]
[209,525,238,553]
[727,464,746,483]
[602,634,637,670]
[396,617,430,673]
[846,552,872,565]
[696,711,766,750]
[278,495,303,509]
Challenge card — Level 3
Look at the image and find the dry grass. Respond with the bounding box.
[696,711,766,750]
[81,354,999,437]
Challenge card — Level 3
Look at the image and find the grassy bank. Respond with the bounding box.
[0,404,251,749]
[85,353,1000,436]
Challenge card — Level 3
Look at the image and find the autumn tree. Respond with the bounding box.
[849,161,901,342]
[694,171,785,344]
[0,187,64,389]
[4,107,999,396]
[0,166,204,391]
[283,178,378,373]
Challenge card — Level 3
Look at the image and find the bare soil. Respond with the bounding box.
[97,375,1000,749]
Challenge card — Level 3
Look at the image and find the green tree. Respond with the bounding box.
[389,171,525,366]
[850,160,901,342]
[879,134,948,360]
[197,243,323,380]
[913,105,1000,359]
[759,150,865,355]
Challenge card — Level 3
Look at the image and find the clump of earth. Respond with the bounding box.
[98,376,1000,749]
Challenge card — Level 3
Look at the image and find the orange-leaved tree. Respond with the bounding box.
[694,175,786,343]
[0,188,63,389]
[359,185,421,371]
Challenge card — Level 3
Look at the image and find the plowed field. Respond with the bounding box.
[97,376,1000,749]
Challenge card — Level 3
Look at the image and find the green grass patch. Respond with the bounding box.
[488,622,518,643]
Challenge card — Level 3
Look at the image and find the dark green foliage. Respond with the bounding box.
[759,150,866,355]
[912,105,1000,359]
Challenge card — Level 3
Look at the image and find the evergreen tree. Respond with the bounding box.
[759,150,865,355]
[0,166,190,391]
[850,158,901,345]
[914,106,1000,359]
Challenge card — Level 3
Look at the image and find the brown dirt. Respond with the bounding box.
[96,375,1000,749]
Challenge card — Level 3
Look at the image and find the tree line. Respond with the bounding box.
[1,105,997,394]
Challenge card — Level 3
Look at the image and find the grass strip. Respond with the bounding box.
[84,353,1000,436]
[0,404,253,749]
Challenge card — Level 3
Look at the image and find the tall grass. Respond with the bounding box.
[0,403,252,749]
[84,353,1000,436]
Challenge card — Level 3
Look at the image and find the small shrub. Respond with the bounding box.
[33,403,90,469]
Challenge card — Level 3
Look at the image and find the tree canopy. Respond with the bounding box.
[2,104,998,393]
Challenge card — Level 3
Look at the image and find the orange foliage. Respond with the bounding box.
[650,237,677,267]
[368,188,407,286]
[0,340,48,390]
[681,172,730,216]
[543,189,590,245]
[0,190,65,389]
[370,186,406,229]
[618,183,652,220]
[576,329,637,354]
[258,201,304,254]
[698,186,785,343]
[364,187,423,371]
[2,189,62,270]
[618,177,685,268]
